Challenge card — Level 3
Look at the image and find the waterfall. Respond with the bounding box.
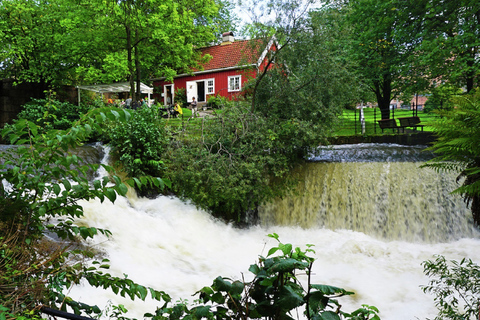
[258,144,476,242]
[4,143,479,320]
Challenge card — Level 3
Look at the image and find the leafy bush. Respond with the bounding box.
[206,95,226,109]
[104,104,171,181]
[148,233,380,320]
[174,87,187,106]
[423,84,463,113]
[15,95,91,132]
[164,103,298,223]
[422,255,480,320]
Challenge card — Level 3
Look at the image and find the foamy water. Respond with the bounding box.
[64,144,480,319]
[69,193,480,320]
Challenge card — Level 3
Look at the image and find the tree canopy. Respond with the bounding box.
[0,0,232,98]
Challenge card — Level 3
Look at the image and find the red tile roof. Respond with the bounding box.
[198,39,265,71]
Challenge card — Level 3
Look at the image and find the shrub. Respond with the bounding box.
[206,95,225,109]
[422,255,480,320]
[164,103,296,223]
[15,95,91,132]
[0,107,170,318]
[105,104,171,181]
[174,87,187,106]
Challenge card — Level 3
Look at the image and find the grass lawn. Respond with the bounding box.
[334,108,438,136]
[160,106,438,138]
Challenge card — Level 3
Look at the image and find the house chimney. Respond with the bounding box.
[221,31,234,45]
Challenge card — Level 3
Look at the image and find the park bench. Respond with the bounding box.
[378,118,402,133]
[397,116,424,131]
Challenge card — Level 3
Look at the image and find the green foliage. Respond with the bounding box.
[174,87,187,106]
[104,105,171,185]
[422,90,480,225]
[408,0,480,93]
[0,106,170,317]
[423,84,463,113]
[422,255,480,320]
[164,103,301,223]
[146,234,380,320]
[0,0,231,90]
[14,95,91,132]
[206,95,226,109]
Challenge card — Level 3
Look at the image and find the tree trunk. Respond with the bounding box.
[373,74,392,119]
[126,26,135,99]
[135,30,141,101]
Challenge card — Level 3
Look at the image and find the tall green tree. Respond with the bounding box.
[344,0,412,119]
[411,0,480,93]
[95,0,221,101]
[0,0,105,86]
[0,0,233,96]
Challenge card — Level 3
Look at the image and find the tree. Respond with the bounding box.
[0,0,233,96]
[344,0,411,119]
[411,0,480,94]
[0,0,105,86]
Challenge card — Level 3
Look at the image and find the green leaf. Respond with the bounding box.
[310,284,353,296]
[267,247,280,257]
[277,285,304,310]
[116,183,129,196]
[270,258,308,273]
[192,306,211,318]
[212,277,232,292]
[53,184,61,196]
[62,179,72,191]
[136,285,148,300]
[104,188,117,203]
[319,311,340,320]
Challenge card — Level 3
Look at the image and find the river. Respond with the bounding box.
[57,144,480,319]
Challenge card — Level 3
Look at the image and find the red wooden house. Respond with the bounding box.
[152,32,277,106]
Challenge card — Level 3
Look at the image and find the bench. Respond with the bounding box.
[397,116,424,131]
[378,118,402,133]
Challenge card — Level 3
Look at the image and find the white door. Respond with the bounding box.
[164,84,174,105]
[186,81,197,102]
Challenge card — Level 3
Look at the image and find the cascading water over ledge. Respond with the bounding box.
[258,144,479,242]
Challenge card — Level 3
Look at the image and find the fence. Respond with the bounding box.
[336,105,434,136]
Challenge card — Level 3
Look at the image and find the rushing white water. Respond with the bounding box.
[67,144,480,320]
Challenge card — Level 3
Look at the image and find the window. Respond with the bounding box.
[228,75,241,92]
[207,79,215,94]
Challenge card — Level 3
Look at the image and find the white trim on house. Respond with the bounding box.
[257,36,277,67]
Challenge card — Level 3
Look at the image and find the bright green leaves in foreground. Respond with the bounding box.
[422,255,480,320]
[148,234,380,320]
[0,105,169,317]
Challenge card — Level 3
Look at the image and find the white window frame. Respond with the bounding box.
[228,75,241,92]
[207,79,215,94]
